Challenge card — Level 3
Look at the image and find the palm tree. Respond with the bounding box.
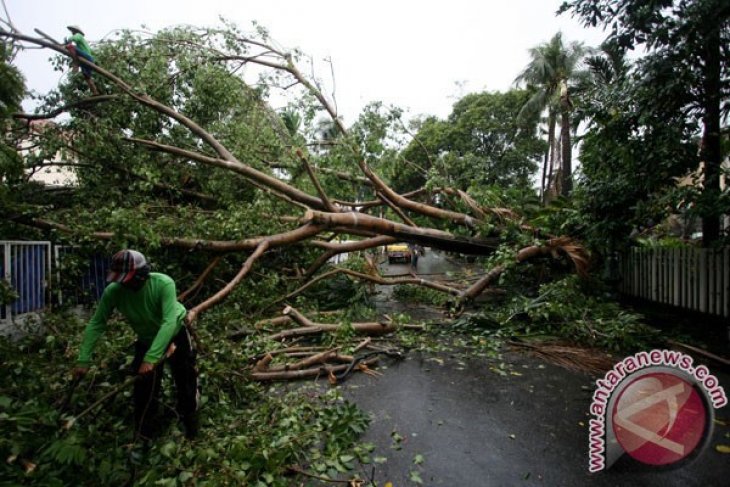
[515,32,588,200]
[279,108,302,138]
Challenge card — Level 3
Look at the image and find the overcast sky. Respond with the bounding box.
[6,0,609,123]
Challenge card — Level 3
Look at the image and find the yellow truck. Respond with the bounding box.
[386,243,412,264]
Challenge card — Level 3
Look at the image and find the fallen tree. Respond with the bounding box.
[1,25,590,376]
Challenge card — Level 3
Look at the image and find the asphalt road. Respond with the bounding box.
[341,350,729,486]
[379,248,468,277]
[334,251,730,486]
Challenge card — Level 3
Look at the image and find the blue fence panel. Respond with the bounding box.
[11,244,47,314]
[1,242,51,323]
[55,247,110,305]
[80,254,110,303]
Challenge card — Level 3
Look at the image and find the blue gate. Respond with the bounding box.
[1,242,52,324]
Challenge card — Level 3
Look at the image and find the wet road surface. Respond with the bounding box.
[335,251,730,486]
[341,350,729,486]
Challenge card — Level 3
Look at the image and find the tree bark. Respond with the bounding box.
[303,210,498,254]
[265,306,398,341]
[542,112,556,204]
[460,237,589,301]
[250,357,378,381]
[559,79,573,197]
[700,23,722,246]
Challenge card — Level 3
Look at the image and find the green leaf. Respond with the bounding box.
[409,470,424,484]
[0,396,12,408]
[179,471,194,482]
[160,441,176,458]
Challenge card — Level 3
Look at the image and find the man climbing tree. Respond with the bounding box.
[72,250,200,440]
[65,25,99,95]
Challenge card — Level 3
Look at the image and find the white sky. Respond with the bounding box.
[7,0,609,124]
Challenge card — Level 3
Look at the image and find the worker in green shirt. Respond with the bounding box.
[72,249,199,439]
[65,25,99,95]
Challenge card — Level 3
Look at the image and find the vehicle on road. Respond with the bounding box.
[386,243,412,264]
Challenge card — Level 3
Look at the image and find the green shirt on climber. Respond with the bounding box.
[68,32,92,56]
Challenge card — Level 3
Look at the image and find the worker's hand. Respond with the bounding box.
[71,366,89,379]
[137,362,155,375]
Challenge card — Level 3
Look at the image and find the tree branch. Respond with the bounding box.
[303,235,395,278]
[0,29,239,161]
[376,191,418,227]
[295,149,336,212]
[127,137,328,211]
[13,95,120,120]
[265,306,398,341]
[186,242,268,323]
[268,265,461,312]
[459,237,589,302]
[7,213,325,252]
[178,255,223,302]
[303,210,498,255]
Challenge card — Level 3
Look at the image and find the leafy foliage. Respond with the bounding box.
[561,0,730,244]
[458,275,656,351]
[392,284,451,307]
[0,312,373,486]
[0,41,27,217]
[396,90,546,194]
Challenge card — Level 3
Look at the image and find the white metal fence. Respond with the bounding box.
[619,247,730,318]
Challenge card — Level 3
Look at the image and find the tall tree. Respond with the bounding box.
[561,0,730,245]
[396,90,545,195]
[573,44,698,254]
[515,32,588,199]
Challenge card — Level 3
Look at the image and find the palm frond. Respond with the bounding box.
[547,236,591,277]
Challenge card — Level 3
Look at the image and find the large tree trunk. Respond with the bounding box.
[542,112,556,204]
[303,210,499,254]
[700,23,722,246]
[559,79,573,197]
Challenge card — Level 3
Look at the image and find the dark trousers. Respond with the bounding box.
[130,326,198,437]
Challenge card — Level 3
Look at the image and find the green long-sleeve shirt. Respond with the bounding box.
[68,33,92,56]
[77,273,187,365]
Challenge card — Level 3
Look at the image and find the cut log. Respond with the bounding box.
[250,357,379,381]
